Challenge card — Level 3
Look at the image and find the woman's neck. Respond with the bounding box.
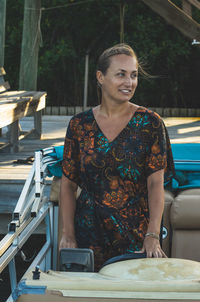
[98,100,133,118]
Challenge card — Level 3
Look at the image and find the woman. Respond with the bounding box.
[59,43,174,270]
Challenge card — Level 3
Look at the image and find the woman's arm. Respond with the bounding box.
[147,169,164,235]
[59,174,78,249]
[138,169,167,257]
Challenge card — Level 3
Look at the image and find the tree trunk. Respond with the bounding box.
[19,0,42,138]
[0,0,6,68]
[0,0,6,136]
[19,0,41,90]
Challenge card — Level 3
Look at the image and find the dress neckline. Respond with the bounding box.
[91,106,142,143]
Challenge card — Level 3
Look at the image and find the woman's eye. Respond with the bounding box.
[131,73,138,79]
[117,72,125,77]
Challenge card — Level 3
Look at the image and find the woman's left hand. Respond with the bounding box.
[136,236,167,258]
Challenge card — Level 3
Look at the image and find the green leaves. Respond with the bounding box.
[3,0,200,108]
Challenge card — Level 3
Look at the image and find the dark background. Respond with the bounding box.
[4,0,200,109]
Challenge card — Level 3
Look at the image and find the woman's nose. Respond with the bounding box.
[124,76,132,86]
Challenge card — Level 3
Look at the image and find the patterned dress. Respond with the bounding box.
[62,107,174,270]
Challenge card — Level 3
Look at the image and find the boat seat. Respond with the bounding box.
[49,176,60,202]
[49,176,81,203]
[176,188,200,195]
[162,190,174,257]
[170,193,200,262]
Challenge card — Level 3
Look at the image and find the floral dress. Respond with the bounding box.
[62,107,174,270]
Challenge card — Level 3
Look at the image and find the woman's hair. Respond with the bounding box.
[97,43,137,75]
[96,43,149,103]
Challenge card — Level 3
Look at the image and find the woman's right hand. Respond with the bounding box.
[59,234,78,250]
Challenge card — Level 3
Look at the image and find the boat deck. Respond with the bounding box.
[0,115,200,233]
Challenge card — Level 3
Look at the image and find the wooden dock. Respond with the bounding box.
[0,115,200,233]
[0,115,71,234]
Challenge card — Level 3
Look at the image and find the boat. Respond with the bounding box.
[0,143,200,302]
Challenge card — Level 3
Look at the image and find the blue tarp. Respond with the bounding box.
[47,146,64,178]
[47,144,200,191]
[171,143,200,190]
[171,144,200,171]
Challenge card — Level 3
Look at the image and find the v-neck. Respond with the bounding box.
[91,106,141,144]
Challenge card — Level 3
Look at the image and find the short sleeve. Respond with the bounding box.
[62,118,81,185]
[145,115,174,182]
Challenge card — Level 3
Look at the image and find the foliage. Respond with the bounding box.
[3,0,200,108]
[4,0,24,88]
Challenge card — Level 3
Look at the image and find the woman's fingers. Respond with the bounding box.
[146,248,165,258]
[140,236,168,258]
[161,249,168,258]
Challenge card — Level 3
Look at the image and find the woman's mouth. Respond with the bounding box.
[119,89,132,94]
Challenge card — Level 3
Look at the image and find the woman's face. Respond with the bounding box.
[97,54,138,104]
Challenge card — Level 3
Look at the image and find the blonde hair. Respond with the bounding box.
[97,43,137,75]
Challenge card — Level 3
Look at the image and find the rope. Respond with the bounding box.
[25,0,95,11]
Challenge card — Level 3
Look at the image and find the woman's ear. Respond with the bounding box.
[96,70,104,85]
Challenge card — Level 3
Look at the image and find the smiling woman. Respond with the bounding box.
[59,43,175,271]
[97,54,138,105]
[96,44,147,106]
[94,53,138,142]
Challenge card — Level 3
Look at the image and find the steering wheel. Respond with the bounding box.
[101,252,147,268]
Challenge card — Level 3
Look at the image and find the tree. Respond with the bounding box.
[4,0,200,108]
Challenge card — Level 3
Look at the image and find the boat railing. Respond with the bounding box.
[0,147,59,302]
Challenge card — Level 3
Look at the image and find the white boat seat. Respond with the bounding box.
[170,193,200,262]
[18,258,200,301]
[176,188,200,195]
[162,190,174,256]
[49,176,81,203]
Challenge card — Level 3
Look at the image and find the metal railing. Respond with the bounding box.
[0,147,59,302]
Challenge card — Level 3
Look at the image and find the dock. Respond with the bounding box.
[0,115,71,234]
[0,115,200,234]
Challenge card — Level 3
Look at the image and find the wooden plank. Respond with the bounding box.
[0,142,10,150]
[0,166,32,176]
[0,91,46,128]
[33,111,42,138]
[0,81,10,93]
[10,120,19,153]
[0,67,6,76]
[188,0,200,10]
[18,128,36,141]
[141,0,200,40]
[182,0,192,16]
[15,292,200,302]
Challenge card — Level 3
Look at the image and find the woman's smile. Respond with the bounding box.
[119,88,132,94]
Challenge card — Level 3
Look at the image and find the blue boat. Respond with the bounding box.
[0,143,200,302]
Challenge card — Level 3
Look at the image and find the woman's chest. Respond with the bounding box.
[95,118,131,143]
[79,127,149,171]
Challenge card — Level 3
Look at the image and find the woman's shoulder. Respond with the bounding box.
[137,106,163,123]
[66,109,94,139]
[69,108,94,125]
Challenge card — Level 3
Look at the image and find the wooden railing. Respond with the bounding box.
[0,67,46,153]
[42,106,200,117]
[141,0,200,42]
